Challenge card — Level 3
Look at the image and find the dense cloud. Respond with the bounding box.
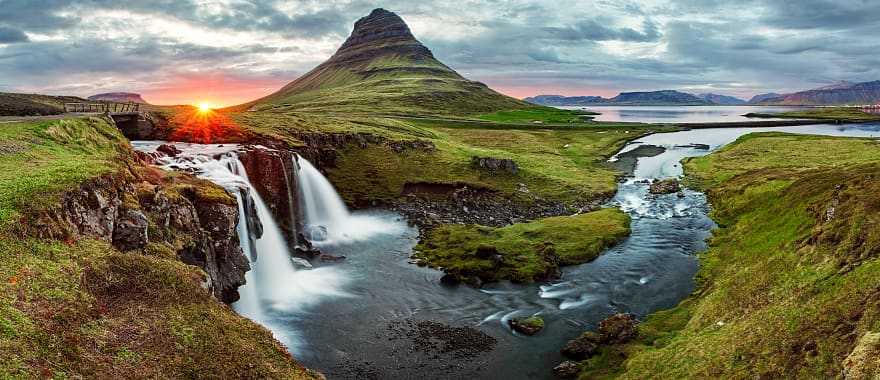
[0,0,878,103]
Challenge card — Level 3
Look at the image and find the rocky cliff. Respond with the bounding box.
[19,164,249,303]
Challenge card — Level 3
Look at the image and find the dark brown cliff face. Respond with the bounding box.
[20,168,250,303]
[333,8,438,65]
[238,146,301,247]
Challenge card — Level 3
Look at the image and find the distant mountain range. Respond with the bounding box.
[88,92,148,104]
[526,80,880,106]
[752,80,880,105]
[525,90,712,106]
[697,93,747,105]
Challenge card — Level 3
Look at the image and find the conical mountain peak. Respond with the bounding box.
[250,8,528,115]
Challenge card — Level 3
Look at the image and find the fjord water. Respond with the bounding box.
[131,122,880,379]
[563,105,807,123]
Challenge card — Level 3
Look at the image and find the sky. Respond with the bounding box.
[0,0,878,106]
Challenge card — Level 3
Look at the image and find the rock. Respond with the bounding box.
[305,225,328,242]
[439,273,461,286]
[598,313,639,344]
[843,332,880,379]
[290,257,313,269]
[475,244,498,259]
[156,143,182,157]
[649,178,681,195]
[112,209,149,251]
[509,316,544,336]
[553,361,581,378]
[471,156,518,174]
[561,331,601,360]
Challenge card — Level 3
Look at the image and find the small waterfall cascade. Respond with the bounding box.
[294,156,351,243]
[293,155,407,246]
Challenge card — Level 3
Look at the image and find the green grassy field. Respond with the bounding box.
[0,118,317,379]
[477,108,598,124]
[414,208,630,283]
[579,133,880,379]
[745,107,880,122]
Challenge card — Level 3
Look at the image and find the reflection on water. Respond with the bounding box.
[559,105,810,123]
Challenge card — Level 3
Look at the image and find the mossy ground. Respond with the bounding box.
[414,208,630,283]
[0,118,317,378]
[477,108,598,124]
[582,133,880,379]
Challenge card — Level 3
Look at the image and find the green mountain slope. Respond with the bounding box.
[246,8,529,116]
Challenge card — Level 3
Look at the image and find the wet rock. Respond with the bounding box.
[440,273,461,286]
[305,225,328,242]
[561,331,601,360]
[509,316,544,336]
[471,156,518,174]
[553,360,582,378]
[649,178,681,195]
[156,143,182,157]
[598,313,639,344]
[112,209,149,251]
[290,257,313,269]
[474,244,498,259]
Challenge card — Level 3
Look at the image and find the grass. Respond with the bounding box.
[477,108,598,124]
[0,118,128,228]
[414,208,630,283]
[583,133,880,379]
[0,117,318,378]
[745,107,880,122]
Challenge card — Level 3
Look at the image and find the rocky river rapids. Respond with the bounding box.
[132,121,880,379]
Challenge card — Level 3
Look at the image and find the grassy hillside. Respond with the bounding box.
[579,133,880,379]
[0,93,84,116]
[0,118,317,378]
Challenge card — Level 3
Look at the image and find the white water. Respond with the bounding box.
[295,156,404,245]
[129,142,351,354]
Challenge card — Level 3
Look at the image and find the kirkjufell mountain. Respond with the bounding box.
[248,8,528,115]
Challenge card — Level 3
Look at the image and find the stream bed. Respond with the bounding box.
[133,122,880,379]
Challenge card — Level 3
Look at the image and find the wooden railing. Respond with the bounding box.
[64,102,140,113]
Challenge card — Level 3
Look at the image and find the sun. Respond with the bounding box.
[196,102,213,113]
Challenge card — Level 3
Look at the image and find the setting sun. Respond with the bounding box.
[197,102,213,112]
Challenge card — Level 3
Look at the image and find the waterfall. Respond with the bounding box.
[130,142,353,354]
[293,155,407,246]
[295,156,351,243]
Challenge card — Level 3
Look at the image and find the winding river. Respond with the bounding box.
[134,121,880,379]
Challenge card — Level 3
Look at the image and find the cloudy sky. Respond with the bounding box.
[1,0,878,106]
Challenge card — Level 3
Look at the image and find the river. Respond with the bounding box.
[133,121,880,379]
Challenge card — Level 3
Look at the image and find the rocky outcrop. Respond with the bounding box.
[238,146,299,246]
[553,361,582,378]
[649,178,681,195]
[843,332,880,379]
[597,313,639,344]
[508,316,544,335]
[561,331,601,360]
[20,170,249,303]
[471,156,518,175]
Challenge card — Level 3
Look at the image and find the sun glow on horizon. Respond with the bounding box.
[197,102,213,112]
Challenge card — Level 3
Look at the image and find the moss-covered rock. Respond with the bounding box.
[414,208,630,284]
[509,316,544,335]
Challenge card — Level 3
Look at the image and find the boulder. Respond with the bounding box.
[156,143,182,157]
[112,209,149,251]
[509,316,544,336]
[598,313,639,344]
[553,361,581,378]
[319,253,346,262]
[561,331,601,360]
[471,156,518,174]
[648,178,681,195]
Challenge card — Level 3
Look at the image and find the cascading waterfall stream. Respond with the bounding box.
[294,155,401,245]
